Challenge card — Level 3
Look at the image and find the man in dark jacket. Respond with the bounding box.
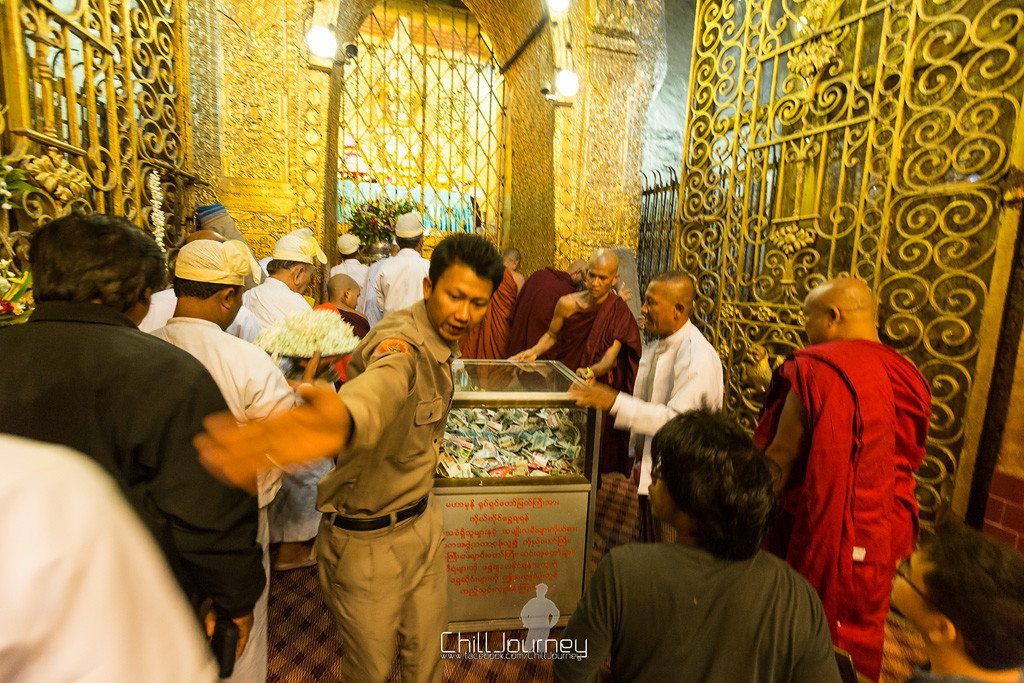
[0,213,264,661]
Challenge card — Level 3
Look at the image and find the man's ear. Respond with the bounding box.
[828,305,842,324]
[219,286,240,309]
[422,276,434,299]
[923,614,958,646]
[139,287,153,308]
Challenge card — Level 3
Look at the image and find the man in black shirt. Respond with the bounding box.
[555,410,840,682]
[0,214,264,660]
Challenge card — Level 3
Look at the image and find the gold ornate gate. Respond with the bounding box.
[679,0,1024,522]
[0,0,193,246]
[336,0,506,241]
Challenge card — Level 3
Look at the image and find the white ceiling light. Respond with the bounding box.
[306,25,337,59]
[547,0,571,16]
[555,69,580,98]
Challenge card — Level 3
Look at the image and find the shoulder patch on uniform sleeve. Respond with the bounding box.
[374,338,411,356]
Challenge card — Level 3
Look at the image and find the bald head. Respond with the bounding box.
[186,229,227,244]
[503,248,521,271]
[327,273,360,309]
[583,249,620,302]
[644,271,696,337]
[588,248,619,274]
[803,277,878,344]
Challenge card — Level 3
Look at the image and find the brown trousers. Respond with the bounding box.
[316,499,447,682]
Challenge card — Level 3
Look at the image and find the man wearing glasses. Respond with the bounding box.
[890,523,1024,683]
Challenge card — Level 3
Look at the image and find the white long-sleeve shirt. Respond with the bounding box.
[359,257,389,326]
[0,435,218,683]
[153,317,298,508]
[610,320,724,495]
[139,287,264,342]
[374,248,430,318]
[243,277,311,328]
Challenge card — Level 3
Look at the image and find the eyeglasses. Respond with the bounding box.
[895,557,932,605]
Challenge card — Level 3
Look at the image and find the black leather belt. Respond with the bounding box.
[332,495,429,532]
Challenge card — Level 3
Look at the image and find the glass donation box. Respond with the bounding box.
[434,360,601,631]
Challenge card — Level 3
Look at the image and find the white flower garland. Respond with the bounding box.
[148,171,167,253]
[256,309,361,358]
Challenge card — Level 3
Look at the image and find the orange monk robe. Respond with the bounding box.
[543,293,641,476]
[459,267,519,360]
[755,339,931,680]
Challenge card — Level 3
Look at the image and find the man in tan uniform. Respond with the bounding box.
[197,233,505,682]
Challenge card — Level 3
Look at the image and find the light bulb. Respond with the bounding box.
[546,0,571,16]
[555,69,580,98]
[306,25,337,59]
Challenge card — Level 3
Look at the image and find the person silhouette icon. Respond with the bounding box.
[520,583,560,653]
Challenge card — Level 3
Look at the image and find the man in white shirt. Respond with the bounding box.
[570,271,723,540]
[359,248,392,327]
[0,434,218,683]
[373,211,430,320]
[138,230,263,342]
[243,227,325,327]
[330,233,369,310]
[153,239,298,683]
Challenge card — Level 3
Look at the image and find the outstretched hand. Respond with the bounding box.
[568,381,618,412]
[195,383,351,492]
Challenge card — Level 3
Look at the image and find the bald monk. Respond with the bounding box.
[459,248,523,359]
[317,274,370,339]
[754,277,932,680]
[511,250,641,475]
[506,259,586,355]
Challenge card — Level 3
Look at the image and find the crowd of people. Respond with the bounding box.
[0,210,1022,683]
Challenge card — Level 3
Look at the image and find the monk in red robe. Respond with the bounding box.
[511,250,641,476]
[754,278,932,681]
[316,274,370,381]
[459,263,520,359]
[506,259,586,355]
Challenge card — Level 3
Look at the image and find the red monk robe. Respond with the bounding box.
[460,266,519,359]
[544,293,641,476]
[754,339,931,680]
[314,303,370,382]
[507,268,576,355]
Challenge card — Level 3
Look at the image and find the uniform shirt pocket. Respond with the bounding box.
[414,397,445,426]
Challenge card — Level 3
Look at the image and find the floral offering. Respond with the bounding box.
[255,308,361,359]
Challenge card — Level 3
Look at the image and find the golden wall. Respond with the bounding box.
[183,0,663,274]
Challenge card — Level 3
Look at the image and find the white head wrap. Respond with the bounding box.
[395,211,424,238]
[337,233,361,255]
[175,240,263,286]
[272,228,327,265]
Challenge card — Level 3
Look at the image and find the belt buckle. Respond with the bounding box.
[388,510,399,529]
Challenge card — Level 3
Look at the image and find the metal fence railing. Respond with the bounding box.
[637,167,679,295]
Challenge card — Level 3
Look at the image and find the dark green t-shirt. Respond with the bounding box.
[555,543,841,682]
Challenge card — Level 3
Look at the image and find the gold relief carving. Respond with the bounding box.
[231,210,289,258]
[20,149,90,207]
[219,177,297,214]
[679,0,1024,522]
[219,0,289,182]
[590,0,638,38]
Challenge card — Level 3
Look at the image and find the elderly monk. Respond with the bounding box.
[458,248,522,359]
[506,258,586,355]
[512,249,641,475]
[502,247,526,290]
[754,277,932,680]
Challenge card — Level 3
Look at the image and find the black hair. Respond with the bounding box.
[396,234,422,250]
[172,277,240,300]
[428,233,504,293]
[30,213,165,314]
[266,259,310,275]
[920,521,1024,670]
[651,409,776,560]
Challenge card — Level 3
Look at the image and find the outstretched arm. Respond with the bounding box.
[510,295,574,361]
